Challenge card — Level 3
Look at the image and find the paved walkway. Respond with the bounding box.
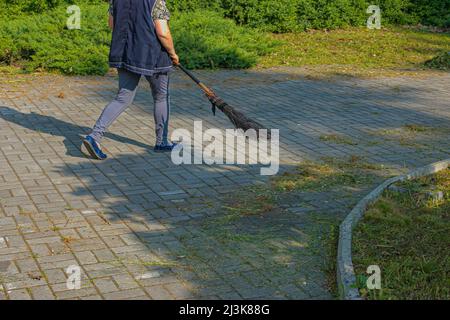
[0,69,449,300]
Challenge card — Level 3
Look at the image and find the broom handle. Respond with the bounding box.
[177,64,215,98]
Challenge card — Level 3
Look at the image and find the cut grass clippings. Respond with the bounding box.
[320,134,358,146]
[352,168,450,300]
[194,156,384,295]
[369,124,450,153]
[272,157,380,193]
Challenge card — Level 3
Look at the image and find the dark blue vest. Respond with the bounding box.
[109,0,173,75]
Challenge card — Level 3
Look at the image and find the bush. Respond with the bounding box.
[177,0,449,31]
[409,0,450,28]
[0,0,446,75]
[1,0,447,30]
[170,10,277,68]
[220,0,446,31]
[221,0,302,33]
[166,0,222,12]
[425,51,450,70]
[0,3,111,74]
[0,4,276,74]
[296,0,368,30]
[2,0,63,13]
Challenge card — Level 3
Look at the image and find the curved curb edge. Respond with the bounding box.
[336,158,450,300]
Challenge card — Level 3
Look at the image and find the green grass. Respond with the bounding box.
[258,26,450,77]
[352,168,450,299]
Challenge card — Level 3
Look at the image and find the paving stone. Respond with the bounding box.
[93,278,120,294]
[30,285,55,300]
[113,273,140,290]
[8,289,32,300]
[16,258,40,273]
[102,288,147,300]
[80,294,103,300]
[43,269,69,284]
[145,286,173,300]
[165,283,195,299]
[54,287,98,300]
[74,251,98,265]
[1,71,449,300]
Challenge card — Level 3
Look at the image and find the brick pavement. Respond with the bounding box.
[0,69,449,299]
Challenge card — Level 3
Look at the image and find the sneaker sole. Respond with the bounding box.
[83,140,105,160]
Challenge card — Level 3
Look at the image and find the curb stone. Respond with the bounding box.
[336,159,450,300]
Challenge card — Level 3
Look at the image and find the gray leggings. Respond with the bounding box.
[89,68,170,145]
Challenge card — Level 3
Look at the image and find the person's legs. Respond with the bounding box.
[89,68,141,142]
[146,72,171,146]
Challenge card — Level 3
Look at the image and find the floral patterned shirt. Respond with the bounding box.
[108,0,170,21]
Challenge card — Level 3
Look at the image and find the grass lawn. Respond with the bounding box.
[258,26,450,77]
[352,168,450,300]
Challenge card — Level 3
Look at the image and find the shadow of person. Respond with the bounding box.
[0,106,151,158]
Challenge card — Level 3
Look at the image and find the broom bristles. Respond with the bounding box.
[209,96,270,139]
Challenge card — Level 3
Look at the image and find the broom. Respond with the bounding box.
[177,64,269,139]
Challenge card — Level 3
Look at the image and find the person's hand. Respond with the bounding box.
[170,53,179,65]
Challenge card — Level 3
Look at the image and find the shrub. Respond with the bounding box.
[425,51,450,70]
[296,0,368,30]
[166,0,222,12]
[2,0,63,13]
[182,0,448,30]
[0,3,111,74]
[167,0,448,31]
[1,0,447,30]
[221,0,302,33]
[0,0,447,75]
[0,4,276,74]
[409,0,450,28]
[171,10,277,68]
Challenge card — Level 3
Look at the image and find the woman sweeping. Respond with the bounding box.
[83,0,179,160]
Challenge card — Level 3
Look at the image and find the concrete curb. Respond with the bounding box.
[336,159,450,300]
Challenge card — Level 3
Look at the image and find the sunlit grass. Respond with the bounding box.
[258,26,450,77]
[353,169,450,300]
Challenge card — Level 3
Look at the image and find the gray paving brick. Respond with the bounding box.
[113,273,140,290]
[30,285,55,300]
[102,288,147,300]
[74,251,98,265]
[165,283,195,299]
[145,285,173,300]
[8,289,32,300]
[93,278,119,294]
